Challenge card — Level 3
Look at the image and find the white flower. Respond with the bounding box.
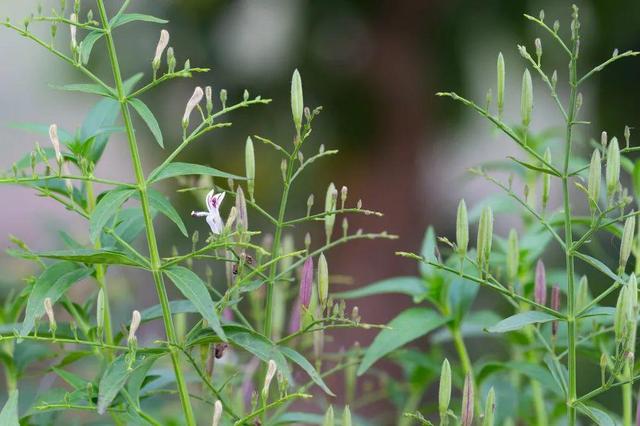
[262,359,277,397]
[128,310,141,343]
[211,400,222,426]
[192,189,225,234]
[153,29,170,65]
[182,86,204,128]
[70,14,77,50]
[49,124,63,164]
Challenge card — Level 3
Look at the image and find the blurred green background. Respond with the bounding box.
[1,0,639,420]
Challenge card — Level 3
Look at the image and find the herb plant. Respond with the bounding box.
[0,1,394,424]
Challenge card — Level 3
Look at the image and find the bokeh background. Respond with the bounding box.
[1,0,640,421]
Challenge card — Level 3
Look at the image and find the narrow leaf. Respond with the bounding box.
[50,83,113,97]
[34,248,146,268]
[80,31,104,64]
[576,403,615,426]
[281,347,335,396]
[0,390,19,426]
[142,189,187,237]
[148,162,244,184]
[486,311,555,333]
[129,98,163,148]
[574,252,620,282]
[110,13,168,28]
[333,277,425,300]
[97,355,131,415]
[164,266,226,341]
[90,188,136,243]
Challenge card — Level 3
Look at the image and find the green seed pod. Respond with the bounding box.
[482,387,496,426]
[291,69,304,134]
[476,206,494,269]
[620,214,636,271]
[506,229,519,283]
[615,284,629,342]
[497,53,505,118]
[606,137,620,199]
[322,405,334,426]
[245,137,255,200]
[456,199,469,257]
[318,253,329,307]
[521,69,533,127]
[439,359,451,420]
[542,148,551,209]
[342,406,352,426]
[576,275,590,311]
[96,288,104,339]
[587,149,601,209]
[325,182,338,243]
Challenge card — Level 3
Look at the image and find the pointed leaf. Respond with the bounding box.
[110,13,168,28]
[97,355,131,415]
[51,367,89,390]
[486,311,556,333]
[80,30,104,65]
[281,347,334,396]
[142,189,187,237]
[50,83,113,97]
[419,227,437,278]
[333,276,425,300]
[148,162,244,184]
[129,98,163,148]
[81,99,121,161]
[20,262,92,336]
[576,403,615,426]
[574,251,620,282]
[90,188,136,243]
[358,308,446,375]
[141,300,196,322]
[164,266,226,341]
[127,355,161,408]
[33,248,146,268]
[0,390,19,426]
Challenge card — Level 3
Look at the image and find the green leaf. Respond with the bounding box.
[97,355,131,415]
[0,390,19,426]
[123,73,145,95]
[574,251,620,282]
[110,13,168,28]
[357,307,446,375]
[543,353,568,396]
[333,276,425,301]
[143,189,187,237]
[148,162,245,184]
[90,188,136,243]
[486,311,556,333]
[419,227,437,278]
[81,99,121,162]
[126,355,161,408]
[164,266,226,341]
[50,83,113,97]
[507,156,560,176]
[20,262,92,337]
[51,366,89,390]
[141,300,195,322]
[80,30,104,65]
[101,208,147,248]
[274,412,325,425]
[33,248,146,268]
[476,361,562,397]
[280,347,334,396]
[129,98,163,148]
[576,403,615,426]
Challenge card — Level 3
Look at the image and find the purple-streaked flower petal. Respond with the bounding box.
[300,257,314,309]
[535,259,547,306]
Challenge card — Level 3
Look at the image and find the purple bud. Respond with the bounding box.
[461,372,474,426]
[535,259,547,306]
[222,308,233,322]
[551,285,560,337]
[288,297,301,333]
[300,257,314,309]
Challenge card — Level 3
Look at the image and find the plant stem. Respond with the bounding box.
[451,326,479,413]
[95,2,195,424]
[563,27,579,426]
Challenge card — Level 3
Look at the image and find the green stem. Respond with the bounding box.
[95,2,195,424]
[563,27,579,426]
[623,364,632,425]
[451,326,479,413]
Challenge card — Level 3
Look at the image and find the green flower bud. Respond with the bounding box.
[615,284,630,343]
[243,89,249,102]
[318,253,329,307]
[542,148,551,209]
[620,214,636,271]
[625,125,631,148]
[534,38,542,61]
[506,229,519,283]
[220,89,227,109]
[476,206,494,269]
[439,359,452,420]
[456,199,469,257]
[307,194,314,216]
[245,137,255,200]
[205,86,213,115]
[322,405,334,426]
[588,149,601,209]
[576,275,590,312]
[291,69,304,135]
[606,137,620,199]
[521,69,533,127]
[601,131,608,148]
[553,20,560,33]
[482,387,496,426]
[551,70,558,88]
[96,288,105,340]
[325,182,337,243]
[496,53,505,118]
[166,47,176,73]
[342,406,352,426]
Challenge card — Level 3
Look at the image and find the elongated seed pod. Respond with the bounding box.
[291,69,304,134]
[325,183,338,243]
[456,199,469,256]
[245,137,255,200]
[439,359,452,420]
[521,69,533,127]
[576,276,590,311]
[606,137,620,199]
[318,253,329,306]
[482,387,496,426]
[497,53,505,118]
[461,373,474,426]
[534,260,547,306]
[506,229,519,283]
[542,148,551,209]
[588,149,601,208]
[620,214,636,271]
[476,206,493,269]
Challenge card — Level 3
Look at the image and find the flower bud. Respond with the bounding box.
[576,276,590,311]
[553,20,560,32]
[539,10,545,21]
[497,53,505,118]
[318,253,329,307]
[245,137,255,200]
[461,372,474,426]
[342,406,352,426]
[439,359,451,419]
[588,149,601,209]
[542,148,551,209]
[576,92,583,113]
[96,288,105,340]
[534,259,547,306]
[128,310,141,343]
[152,29,169,73]
[304,232,311,251]
[43,297,56,332]
[291,69,304,134]
[340,185,348,209]
[300,257,314,309]
[323,406,335,426]
[606,137,620,199]
[521,69,533,127]
[307,194,314,216]
[506,229,519,283]
[620,214,636,271]
[476,206,493,269]
[262,359,277,398]
[235,186,248,232]
[456,199,468,257]
[534,38,542,60]
[219,89,227,109]
[205,86,213,115]
[48,124,63,166]
[212,400,222,426]
[166,46,176,73]
[182,86,204,129]
[325,183,338,243]
[69,13,77,52]
[482,387,496,426]
[551,70,558,88]
[224,206,237,233]
[625,125,631,148]
[615,284,630,343]
[342,217,349,237]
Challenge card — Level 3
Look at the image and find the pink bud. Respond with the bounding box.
[288,297,301,333]
[535,259,547,306]
[222,308,233,322]
[300,257,314,309]
[551,285,560,337]
[461,372,474,426]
